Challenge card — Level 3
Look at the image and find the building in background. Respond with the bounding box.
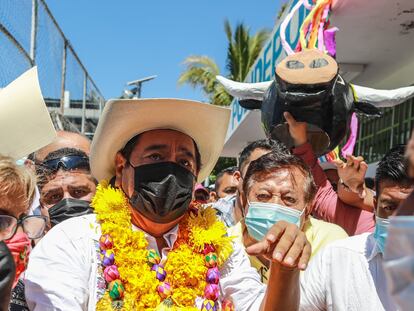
[0,0,104,137]
[222,0,414,173]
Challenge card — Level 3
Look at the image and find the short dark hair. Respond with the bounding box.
[215,166,238,192]
[238,139,290,172]
[120,133,202,173]
[375,145,413,194]
[243,151,317,204]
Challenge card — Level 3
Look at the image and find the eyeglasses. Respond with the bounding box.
[37,155,90,172]
[0,215,47,241]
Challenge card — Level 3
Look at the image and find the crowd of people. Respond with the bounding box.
[1,73,414,311]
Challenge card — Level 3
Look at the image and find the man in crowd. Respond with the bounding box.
[25,99,310,310]
[212,166,239,226]
[36,147,96,228]
[300,145,413,310]
[25,130,91,215]
[214,166,238,199]
[236,147,347,283]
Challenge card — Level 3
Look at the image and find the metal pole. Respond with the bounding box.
[60,41,67,114]
[137,83,141,98]
[30,0,38,62]
[390,107,395,148]
[0,23,33,66]
[81,73,87,134]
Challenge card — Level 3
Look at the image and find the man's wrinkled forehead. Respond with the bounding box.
[377,179,414,199]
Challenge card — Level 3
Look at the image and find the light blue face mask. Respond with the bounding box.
[245,201,304,241]
[374,216,390,254]
[15,156,27,166]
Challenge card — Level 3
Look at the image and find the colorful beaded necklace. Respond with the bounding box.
[92,182,235,310]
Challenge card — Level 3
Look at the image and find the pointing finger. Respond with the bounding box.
[284,111,296,126]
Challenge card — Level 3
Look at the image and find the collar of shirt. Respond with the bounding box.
[131,223,179,261]
[366,233,382,262]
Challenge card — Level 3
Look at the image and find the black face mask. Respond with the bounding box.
[48,198,94,227]
[129,162,195,224]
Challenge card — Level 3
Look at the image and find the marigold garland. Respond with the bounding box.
[92,182,234,310]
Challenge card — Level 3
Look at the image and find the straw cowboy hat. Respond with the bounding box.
[0,67,56,159]
[90,99,230,182]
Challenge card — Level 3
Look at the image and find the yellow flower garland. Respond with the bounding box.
[92,182,233,310]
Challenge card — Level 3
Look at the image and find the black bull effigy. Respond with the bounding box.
[218,49,414,156]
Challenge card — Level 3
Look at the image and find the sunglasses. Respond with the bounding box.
[37,155,90,172]
[0,215,48,241]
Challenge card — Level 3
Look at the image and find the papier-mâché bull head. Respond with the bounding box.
[218,49,414,156]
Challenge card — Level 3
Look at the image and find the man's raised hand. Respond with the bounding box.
[334,155,368,198]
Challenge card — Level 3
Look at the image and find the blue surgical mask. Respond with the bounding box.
[15,156,27,166]
[374,216,390,254]
[245,201,304,241]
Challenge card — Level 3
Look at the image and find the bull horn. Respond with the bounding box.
[352,84,414,108]
[216,75,272,100]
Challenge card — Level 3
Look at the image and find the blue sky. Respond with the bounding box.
[46,0,281,101]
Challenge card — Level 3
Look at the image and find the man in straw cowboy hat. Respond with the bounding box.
[25,98,310,310]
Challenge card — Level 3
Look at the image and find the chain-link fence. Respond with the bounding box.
[0,0,105,136]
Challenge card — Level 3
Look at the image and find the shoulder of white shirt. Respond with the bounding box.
[321,232,374,257]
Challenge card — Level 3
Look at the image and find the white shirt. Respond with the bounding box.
[28,186,40,215]
[300,232,397,311]
[25,214,265,311]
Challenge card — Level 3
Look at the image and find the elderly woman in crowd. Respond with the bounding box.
[0,155,47,311]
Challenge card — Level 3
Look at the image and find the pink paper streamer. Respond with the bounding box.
[324,27,338,58]
[341,113,358,158]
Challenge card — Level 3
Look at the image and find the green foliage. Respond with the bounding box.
[209,157,238,184]
[178,20,270,106]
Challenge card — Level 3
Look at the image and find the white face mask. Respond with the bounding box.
[244,201,304,241]
[383,216,414,311]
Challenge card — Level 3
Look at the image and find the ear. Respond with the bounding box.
[209,191,218,202]
[239,99,263,110]
[233,170,242,182]
[233,171,243,192]
[114,152,127,188]
[239,188,248,215]
[353,101,382,117]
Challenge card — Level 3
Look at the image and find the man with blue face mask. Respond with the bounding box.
[300,145,414,311]
[240,149,348,284]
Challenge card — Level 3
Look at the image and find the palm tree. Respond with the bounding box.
[178,20,269,106]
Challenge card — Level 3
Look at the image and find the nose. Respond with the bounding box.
[63,192,73,200]
[268,195,284,205]
[15,225,24,234]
